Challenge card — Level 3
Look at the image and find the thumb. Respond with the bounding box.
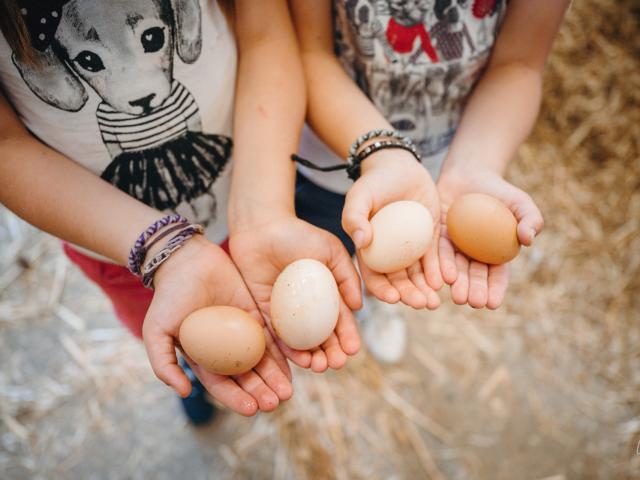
[342,181,374,249]
[142,304,192,398]
[502,188,544,247]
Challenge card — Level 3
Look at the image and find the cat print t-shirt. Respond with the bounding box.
[0,0,236,257]
[297,0,507,194]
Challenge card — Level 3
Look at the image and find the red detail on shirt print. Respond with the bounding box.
[385,17,439,62]
[472,0,497,18]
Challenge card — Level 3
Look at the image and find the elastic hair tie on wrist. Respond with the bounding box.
[128,214,187,276]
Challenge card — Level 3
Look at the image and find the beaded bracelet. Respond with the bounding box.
[347,129,411,166]
[128,214,187,276]
[141,224,205,288]
[346,139,422,180]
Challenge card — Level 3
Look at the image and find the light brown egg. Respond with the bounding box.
[446,193,520,265]
[360,201,433,273]
[179,306,265,376]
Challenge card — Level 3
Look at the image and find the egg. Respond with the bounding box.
[179,306,265,376]
[360,200,433,273]
[446,193,520,265]
[270,259,340,350]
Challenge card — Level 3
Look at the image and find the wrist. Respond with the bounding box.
[228,200,295,235]
[360,148,420,175]
[153,235,223,288]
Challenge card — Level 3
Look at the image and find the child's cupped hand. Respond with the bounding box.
[229,215,362,373]
[342,149,443,309]
[141,235,293,416]
[436,166,544,309]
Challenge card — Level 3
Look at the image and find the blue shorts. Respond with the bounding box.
[295,173,355,257]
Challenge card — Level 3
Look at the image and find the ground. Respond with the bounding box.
[1,1,638,479]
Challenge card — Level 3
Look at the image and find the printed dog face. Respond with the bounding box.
[388,0,434,26]
[56,0,173,114]
[14,0,202,114]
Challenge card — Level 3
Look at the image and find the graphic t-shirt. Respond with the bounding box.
[0,0,236,254]
[297,0,507,194]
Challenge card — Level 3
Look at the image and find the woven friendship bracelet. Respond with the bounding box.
[128,214,187,276]
[141,224,205,289]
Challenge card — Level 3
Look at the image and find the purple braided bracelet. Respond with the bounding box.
[128,214,187,276]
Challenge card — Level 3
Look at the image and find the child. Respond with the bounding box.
[288,0,568,362]
[0,0,361,421]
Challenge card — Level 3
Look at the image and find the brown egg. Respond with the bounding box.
[446,193,520,265]
[179,306,265,376]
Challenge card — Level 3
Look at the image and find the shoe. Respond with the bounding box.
[178,357,216,425]
[357,295,407,364]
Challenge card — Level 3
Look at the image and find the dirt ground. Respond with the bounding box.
[1,1,638,479]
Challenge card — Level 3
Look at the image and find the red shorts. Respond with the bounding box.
[63,240,229,339]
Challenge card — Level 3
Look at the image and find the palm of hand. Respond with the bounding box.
[346,154,443,309]
[230,216,362,373]
[142,237,292,416]
[437,168,543,309]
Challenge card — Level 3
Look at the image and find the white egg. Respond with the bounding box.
[270,259,340,350]
[360,200,433,273]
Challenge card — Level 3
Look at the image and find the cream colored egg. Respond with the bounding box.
[360,200,433,273]
[270,259,340,350]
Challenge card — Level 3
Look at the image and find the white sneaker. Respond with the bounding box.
[357,295,407,364]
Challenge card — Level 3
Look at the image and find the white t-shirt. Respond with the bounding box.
[298,0,507,194]
[0,0,236,248]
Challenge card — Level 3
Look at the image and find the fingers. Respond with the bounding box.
[142,314,191,398]
[320,333,347,370]
[388,267,427,309]
[467,261,489,308]
[487,264,510,310]
[357,255,401,304]
[450,252,470,305]
[233,368,280,413]
[310,347,329,373]
[262,327,292,382]
[439,227,458,285]
[328,237,362,311]
[342,181,375,249]
[424,236,444,292]
[187,361,259,416]
[335,300,361,356]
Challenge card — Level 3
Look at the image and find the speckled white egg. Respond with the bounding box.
[270,259,340,350]
[360,200,433,273]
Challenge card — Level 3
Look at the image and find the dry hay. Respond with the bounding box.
[0,0,638,479]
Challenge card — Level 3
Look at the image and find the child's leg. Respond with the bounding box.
[62,239,232,338]
[62,243,152,338]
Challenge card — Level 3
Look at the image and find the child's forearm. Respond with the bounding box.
[228,0,305,232]
[0,98,161,264]
[439,63,543,178]
[440,0,570,179]
[290,1,394,167]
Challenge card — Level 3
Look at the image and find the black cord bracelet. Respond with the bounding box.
[292,139,421,181]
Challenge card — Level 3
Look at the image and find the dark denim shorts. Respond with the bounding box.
[294,173,355,257]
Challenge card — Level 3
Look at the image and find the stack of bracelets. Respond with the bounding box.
[292,128,422,181]
[127,214,204,288]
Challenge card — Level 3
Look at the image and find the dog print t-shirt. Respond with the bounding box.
[0,0,236,257]
[297,0,507,194]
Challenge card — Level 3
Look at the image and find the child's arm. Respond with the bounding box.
[437,0,570,309]
[0,93,291,415]
[289,0,443,309]
[228,0,362,372]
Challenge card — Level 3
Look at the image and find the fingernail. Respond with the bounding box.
[353,229,365,249]
[529,228,537,240]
